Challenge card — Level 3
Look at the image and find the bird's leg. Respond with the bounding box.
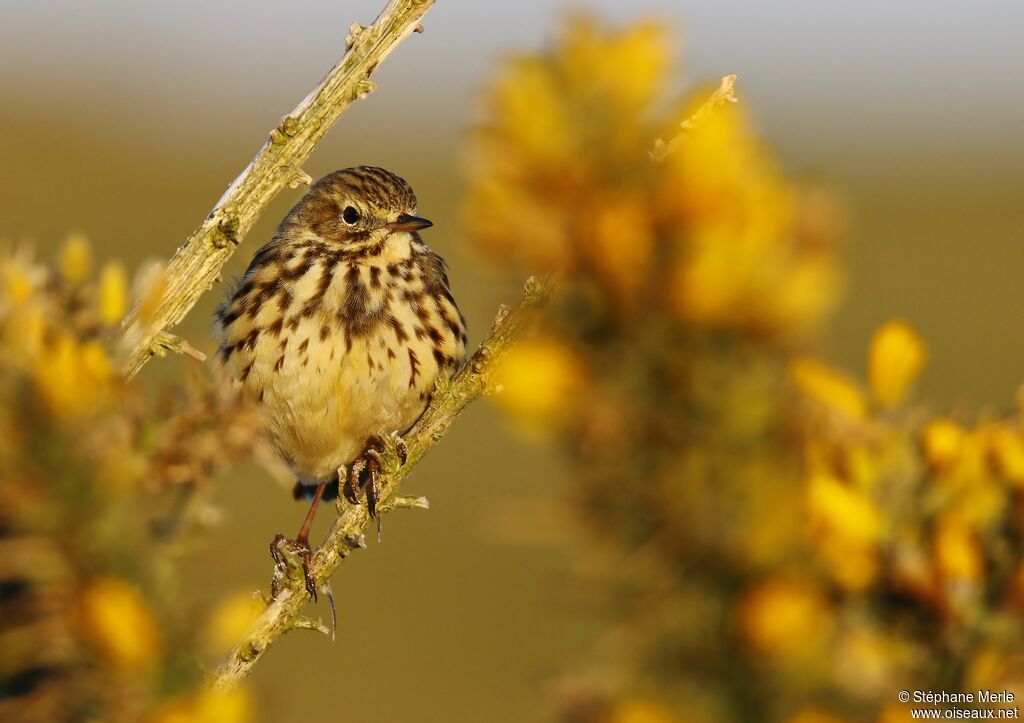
[270,480,327,601]
[294,480,327,600]
[296,480,327,546]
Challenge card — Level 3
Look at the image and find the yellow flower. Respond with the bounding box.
[34,334,114,419]
[98,262,128,327]
[3,305,46,362]
[492,338,584,431]
[869,321,926,408]
[921,419,965,472]
[150,688,253,723]
[988,425,1024,485]
[807,472,881,589]
[808,473,881,546]
[204,590,264,654]
[934,515,983,583]
[487,56,573,166]
[657,102,840,337]
[790,357,866,422]
[558,17,669,116]
[765,258,841,336]
[1,255,37,304]
[79,577,160,671]
[739,577,831,657]
[60,232,93,283]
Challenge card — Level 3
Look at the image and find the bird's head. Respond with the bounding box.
[285,166,431,247]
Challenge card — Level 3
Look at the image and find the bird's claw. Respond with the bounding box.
[370,430,409,469]
[365,454,381,518]
[269,533,318,601]
[387,432,409,466]
[341,452,379,516]
[343,457,366,506]
[341,432,407,518]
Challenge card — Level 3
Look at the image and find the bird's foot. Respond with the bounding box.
[383,431,410,466]
[343,452,381,517]
[341,432,408,518]
[269,533,318,601]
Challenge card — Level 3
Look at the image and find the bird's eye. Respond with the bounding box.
[342,206,360,225]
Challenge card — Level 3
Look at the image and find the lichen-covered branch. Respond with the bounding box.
[210,277,549,690]
[121,0,435,378]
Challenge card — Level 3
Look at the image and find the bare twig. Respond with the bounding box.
[121,0,436,377]
[211,277,550,690]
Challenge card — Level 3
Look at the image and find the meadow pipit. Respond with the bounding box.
[215,167,467,596]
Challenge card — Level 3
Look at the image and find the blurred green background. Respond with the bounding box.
[2,1,1023,720]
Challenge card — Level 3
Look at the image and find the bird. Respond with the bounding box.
[214,166,468,597]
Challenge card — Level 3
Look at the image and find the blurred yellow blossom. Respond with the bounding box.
[204,590,265,655]
[492,337,585,431]
[987,424,1024,484]
[1,251,37,304]
[60,232,93,283]
[34,334,115,419]
[150,687,253,723]
[559,18,669,115]
[933,515,983,584]
[98,261,128,326]
[807,473,881,546]
[869,321,926,408]
[739,577,831,657]
[79,577,161,671]
[791,357,866,422]
[921,419,965,472]
[807,472,881,589]
[659,103,839,336]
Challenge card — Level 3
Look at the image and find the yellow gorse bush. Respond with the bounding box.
[466,16,839,340]
[0,240,262,722]
[465,15,1024,722]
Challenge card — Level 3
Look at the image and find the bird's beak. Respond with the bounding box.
[386,214,433,232]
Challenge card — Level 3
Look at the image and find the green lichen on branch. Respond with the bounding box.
[210,277,549,690]
[121,0,436,378]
